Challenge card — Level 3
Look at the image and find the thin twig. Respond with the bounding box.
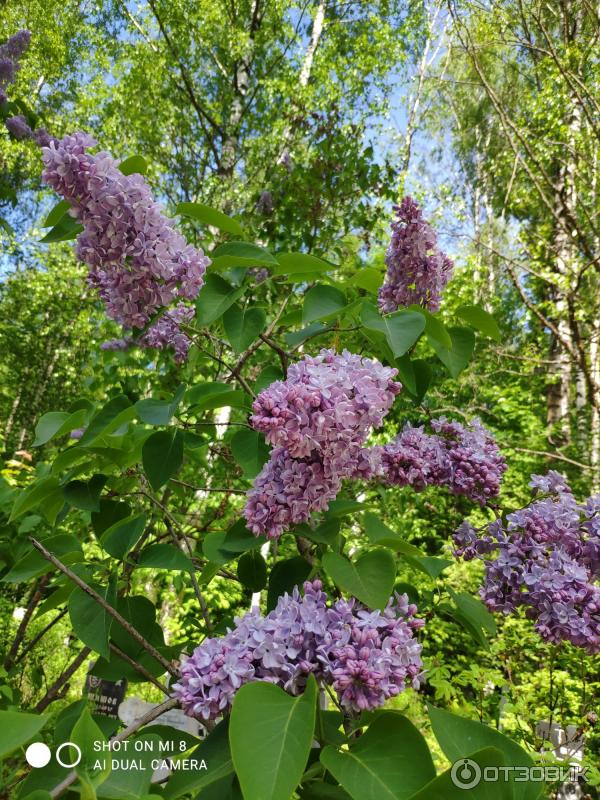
[510,447,596,472]
[141,490,213,632]
[15,608,68,664]
[29,538,177,678]
[35,647,92,713]
[109,643,169,695]
[228,296,291,378]
[170,479,247,494]
[4,575,49,670]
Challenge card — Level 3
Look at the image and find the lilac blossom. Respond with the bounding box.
[5,114,32,140]
[0,30,31,115]
[251,349,401,461]
[100,337,133,352]
[33,127,53,148]
[245,349,401,538]
[454,474,600,653]
[173,580,424,721]
[381,417,506,505]
[40,132,209,359]
[244,447,342,539]
[378,196,453,313]
[0,59,15,86]
[249,266,269,284]
[256,190,273,215]
[140,304,195,362]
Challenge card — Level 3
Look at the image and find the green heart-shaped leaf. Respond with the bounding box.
[429,326,475,378]
[322,549,396,609]
[223,305,267,353]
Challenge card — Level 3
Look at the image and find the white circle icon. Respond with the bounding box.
[451,757,482,789]
[25,742,51,768]
[56,742,82,768]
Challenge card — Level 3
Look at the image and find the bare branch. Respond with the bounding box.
[29,537,178,678]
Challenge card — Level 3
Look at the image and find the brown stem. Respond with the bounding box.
[510,447,596,472]
[29,537,178,678]
[4,575,49,670]
[35,647,92,713]
[109,643,169,695]
[14,607,68,665]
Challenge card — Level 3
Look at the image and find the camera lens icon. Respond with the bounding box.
[451,758,482,789]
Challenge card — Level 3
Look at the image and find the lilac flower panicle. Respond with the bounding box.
[249,266,269,284]
[251,349,401,461]
[454,474,600,653]
[33,127,53,148]
[5,114,32,140]
[382,417,506,505]
[256,190,273,215]
[0,58,15,85]
[244,447,341,539]
[245,349,401,538]
[2,30,31,60]
[41,133,210,359]
[378,196,453,313]
[172,580,424,721]
[0,30,31,116]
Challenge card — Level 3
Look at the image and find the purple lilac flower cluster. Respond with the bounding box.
[40,132,209,358]
[454,472,600,653]
[378,196,453,313]
[380,417,506,505]
[0,30,30,104]
[245,349,401,538]
[172,580,424,721]
[0,30,35,137]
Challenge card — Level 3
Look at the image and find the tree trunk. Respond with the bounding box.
[546,88,581,444]
[219,0,263,180]
[399,1,447,186]
[276,0,327,167]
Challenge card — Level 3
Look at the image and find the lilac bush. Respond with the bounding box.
[40,132,210,358]
[378,196,453,313]
[454,472,600,653]
[173,580,424,720]
[3,24,598,800]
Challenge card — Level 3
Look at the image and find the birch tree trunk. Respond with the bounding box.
[276,0,327,166]
[546,88,581,444]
